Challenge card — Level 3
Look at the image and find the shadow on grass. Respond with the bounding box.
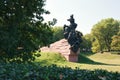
[78,54,120,66]
[35,60,54,66]
[80,52,95,56]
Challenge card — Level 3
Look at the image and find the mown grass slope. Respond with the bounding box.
[35,52,120,72]
[35,52,66,66]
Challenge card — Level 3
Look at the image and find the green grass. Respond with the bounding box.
[35,52,120,72]
[88,52,120,64]
[35,52,66,66]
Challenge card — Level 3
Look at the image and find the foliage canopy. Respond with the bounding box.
[91,18,120,52]
[0,0,53,62]
[51,26,64,42]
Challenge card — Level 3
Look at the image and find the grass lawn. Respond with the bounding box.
[35,52,120,72]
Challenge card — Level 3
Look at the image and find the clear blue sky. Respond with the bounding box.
[44,0,120,35]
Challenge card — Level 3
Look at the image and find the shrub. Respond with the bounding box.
[0,62,120,80]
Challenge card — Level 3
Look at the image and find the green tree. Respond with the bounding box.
[0,0,53,62]
[92,39,101,53]
[111,31,120,51]
[80,34,92,52]
[91,18,119,52]
[52,26,64,42]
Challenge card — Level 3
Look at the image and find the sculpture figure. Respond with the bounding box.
[63,15,82,53]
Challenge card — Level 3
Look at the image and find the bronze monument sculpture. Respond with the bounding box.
[40,15,82,62]
[63,15,82,53]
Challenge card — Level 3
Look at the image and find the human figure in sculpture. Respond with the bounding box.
[63,15,82,53]
[67,14,77,32]
[63,15,77,39]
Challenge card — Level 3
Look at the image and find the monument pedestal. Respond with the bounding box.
[60,53,79,62]
[68,49,79,62]
[40,39,80,62]
[68,53,78,62]
[62,49,80,62]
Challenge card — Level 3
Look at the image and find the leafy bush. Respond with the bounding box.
[0,62,120,80]
[0,0,52,62]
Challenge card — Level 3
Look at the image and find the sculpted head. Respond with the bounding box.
[67,14,74,23]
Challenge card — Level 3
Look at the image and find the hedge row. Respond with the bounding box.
[0,62,120,80]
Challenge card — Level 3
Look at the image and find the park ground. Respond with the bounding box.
[35,52,120,72]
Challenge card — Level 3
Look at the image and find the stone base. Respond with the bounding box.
[40,39,80,62]
[62,49,79,62]
[63,53,78,62]
[68,53,78,62]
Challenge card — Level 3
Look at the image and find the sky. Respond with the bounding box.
[43,0,120,35]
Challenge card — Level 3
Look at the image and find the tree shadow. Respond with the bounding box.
[35,60,53,66]
[78,54,120,66]
[80,52,95,56]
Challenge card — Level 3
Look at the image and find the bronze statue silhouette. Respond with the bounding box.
[63,15,82,53]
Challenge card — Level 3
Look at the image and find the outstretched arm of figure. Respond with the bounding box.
[63,24,68,31]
